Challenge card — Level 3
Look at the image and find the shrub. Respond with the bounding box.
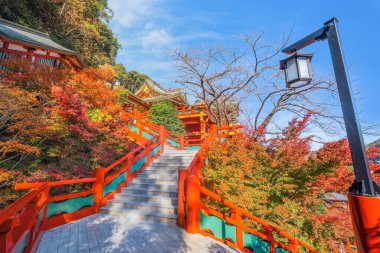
[149,100,186,134]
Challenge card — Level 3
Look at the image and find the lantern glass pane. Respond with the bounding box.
[298,57,310,78]
[285,58,298,82]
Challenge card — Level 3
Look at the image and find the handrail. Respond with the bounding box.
[199,186,317,252]
[1,127,166,253]
[15,178,96,190]
[0,183,48,225]
[123,109,185,150]
[177,125,317,253]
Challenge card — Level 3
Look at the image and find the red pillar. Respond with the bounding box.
[179,134,185,150]
[177,169,187,228]
[231,208,244,251]
[159,126,166,153]
[185,175,200,233]
[93,168,105,211]
[348,193,380,253]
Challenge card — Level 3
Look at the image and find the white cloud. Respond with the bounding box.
[141,30,173,48]
[108,0,224,89]
[108,0,160,28]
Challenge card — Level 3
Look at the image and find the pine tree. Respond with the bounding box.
[149,100,186,134]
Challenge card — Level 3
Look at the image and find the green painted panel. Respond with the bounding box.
[36,205,46,231]
[132,156,147,173]
[129,125,139,133]
[200,211,237,243]
[143,131,154,140]
[276,248,289,253]
[13,230,29,253]
[151,144,161,157]
[47,194,94,218]
[128,125,154,140]
[243,231,269,253]
[185,146,200,151]
[167,138,180,148]
[103,172,126,197]
[201,211,288,252]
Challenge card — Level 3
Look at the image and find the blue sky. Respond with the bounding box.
[108,0,380,144]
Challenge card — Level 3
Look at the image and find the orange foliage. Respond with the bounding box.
[204,113,358,252]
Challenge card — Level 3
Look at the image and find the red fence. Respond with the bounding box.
[0,134,165,253]
[177,125,317,253]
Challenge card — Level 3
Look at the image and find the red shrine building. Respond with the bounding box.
[125,80,217,143]
[0,18,83,70]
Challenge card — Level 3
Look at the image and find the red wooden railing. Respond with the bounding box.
[0,103,323,253]
[177,124,317,253]
[123,109,190,150]
[0,133,165,253]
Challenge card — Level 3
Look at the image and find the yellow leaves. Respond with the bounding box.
[0,140,40,156]
[0,169,12,184]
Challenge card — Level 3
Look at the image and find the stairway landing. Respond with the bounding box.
[36,213,238,253]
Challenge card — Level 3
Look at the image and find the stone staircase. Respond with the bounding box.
[100,147,197,224]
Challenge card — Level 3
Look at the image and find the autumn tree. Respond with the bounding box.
[203,113,357,252]
[113,64,151,93]
[173,33,340,136]
[0,59,134,208]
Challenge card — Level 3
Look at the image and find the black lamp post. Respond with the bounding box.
[280,18,380,252]
[280,17,377,196]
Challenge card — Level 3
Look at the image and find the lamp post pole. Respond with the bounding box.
[325,18,374,195]
[282,18,380,252]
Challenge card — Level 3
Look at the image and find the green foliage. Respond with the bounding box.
[149,100,186,134]
[116,88,130,106]
[88,108,111,123]
[0,0,119,66]
[113,64,150,93]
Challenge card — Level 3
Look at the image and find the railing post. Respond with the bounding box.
[178,169,187,228]
[146,145,152,165]
[138,122,143,141]
[179,134,185,150]
[159,125,166,153]
[0,218,12,252]
[289,240,299,253]
[126,157,133,183]
[185,175,200,233]
[93,167,105,211]
[231,208,244,251]
[265,228,276,253]
[25,195,39,251]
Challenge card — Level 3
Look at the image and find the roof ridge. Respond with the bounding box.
[0,18,50,38]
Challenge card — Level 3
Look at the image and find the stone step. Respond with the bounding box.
[132,178,177,185]
[145,165,181,173]
[154,157,194,163]
[100,207,177,224]
[147,162,190,168]
[114,193,178,205]
[127,183,178,191]
[150,162,191,166]
[106,199,177,215]
[159,154,197,157]
[137,172,178,180]
[121,187,178,198]
[162,151,197,155]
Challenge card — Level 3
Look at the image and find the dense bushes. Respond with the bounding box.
[149,100,186,134]
[203,113,359,252]
[0,59,135,208]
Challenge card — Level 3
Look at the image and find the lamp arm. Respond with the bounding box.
[282,21,334,54]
